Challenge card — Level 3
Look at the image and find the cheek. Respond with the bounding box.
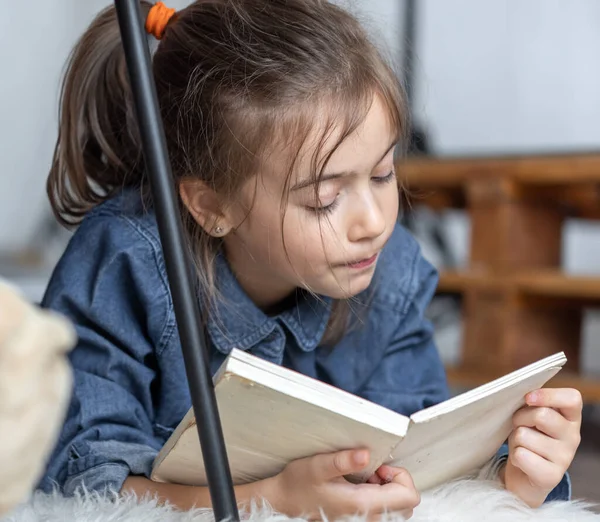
[236,203,325,273]
[230,192,284,256]
[243,211,285,259]
[281,209,330,264]
[376,183,400,226]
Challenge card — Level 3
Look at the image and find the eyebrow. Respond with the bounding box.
[291,139,398,191]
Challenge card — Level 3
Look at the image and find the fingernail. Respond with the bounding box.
[527,391,538,404]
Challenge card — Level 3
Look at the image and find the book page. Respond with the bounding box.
[411,352,566,421]
[388,357,565,491]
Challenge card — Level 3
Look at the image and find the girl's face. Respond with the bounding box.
[224,95,399,308]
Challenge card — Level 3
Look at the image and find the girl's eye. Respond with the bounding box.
[304,172,394,215]
[306,195,340,215]
[372,170,395,184]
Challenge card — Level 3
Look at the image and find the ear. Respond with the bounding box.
[179,179,232,238]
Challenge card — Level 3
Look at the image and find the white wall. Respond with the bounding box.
[0,1,72,252]
[0,1,113,253]
[0,0,190,254]
[414,0,600,155]
[333,0,404,67]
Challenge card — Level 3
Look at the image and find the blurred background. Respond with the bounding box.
[1,0,599,505]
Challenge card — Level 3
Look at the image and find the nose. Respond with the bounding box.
[347,191,386,243]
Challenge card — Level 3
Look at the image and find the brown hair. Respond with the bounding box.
[48,0,407,344]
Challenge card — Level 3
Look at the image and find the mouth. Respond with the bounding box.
[345,253,379,270]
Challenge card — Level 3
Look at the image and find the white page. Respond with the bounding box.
[389,353,567,491]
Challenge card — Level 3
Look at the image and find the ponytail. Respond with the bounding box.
[48,2,153,226]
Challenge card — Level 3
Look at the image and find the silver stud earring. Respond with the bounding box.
[213,226,224,236]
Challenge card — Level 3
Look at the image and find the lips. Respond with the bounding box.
[346,253,378,269]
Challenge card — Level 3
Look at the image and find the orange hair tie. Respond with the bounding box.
[145,2,176,40]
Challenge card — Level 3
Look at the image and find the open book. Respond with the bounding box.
[151,350,566,491]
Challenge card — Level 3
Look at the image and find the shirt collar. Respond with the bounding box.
[205,253,332,356]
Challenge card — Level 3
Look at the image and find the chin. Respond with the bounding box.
[318,272,375,299]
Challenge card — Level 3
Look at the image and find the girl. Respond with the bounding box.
[41,0,581,519]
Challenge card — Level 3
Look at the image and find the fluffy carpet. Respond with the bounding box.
[3,464,599,522]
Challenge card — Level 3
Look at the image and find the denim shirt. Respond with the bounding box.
[39,190,570,502]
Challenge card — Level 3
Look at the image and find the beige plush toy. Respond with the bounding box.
[0,281,75,516]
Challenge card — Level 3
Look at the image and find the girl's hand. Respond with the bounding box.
[264,449,420,520]
[501,388,582,508]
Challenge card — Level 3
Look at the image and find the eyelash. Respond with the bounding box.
[373,170,396,185]
[307,170,396,215]
[310,197,340,216]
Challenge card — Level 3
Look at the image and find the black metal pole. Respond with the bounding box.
[401,0,428,154]
[402,0,417,111]
[113,2,239,520]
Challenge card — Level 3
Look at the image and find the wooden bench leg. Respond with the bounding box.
[463,289,581,374]
[468,179,564,272]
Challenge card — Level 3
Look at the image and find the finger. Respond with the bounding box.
[509,426,562,463]
[509,446,565,491]
[377,480,421,511]
[375,465,394,484]
[388,467,417,491]
[370,509,414,521]
[526,388,583,423]
[367,473,382,485]
[310,449,370,481]
[513,405,570,439]
[351,481,420,516]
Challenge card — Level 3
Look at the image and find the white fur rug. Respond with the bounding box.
[3,465,599,522]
